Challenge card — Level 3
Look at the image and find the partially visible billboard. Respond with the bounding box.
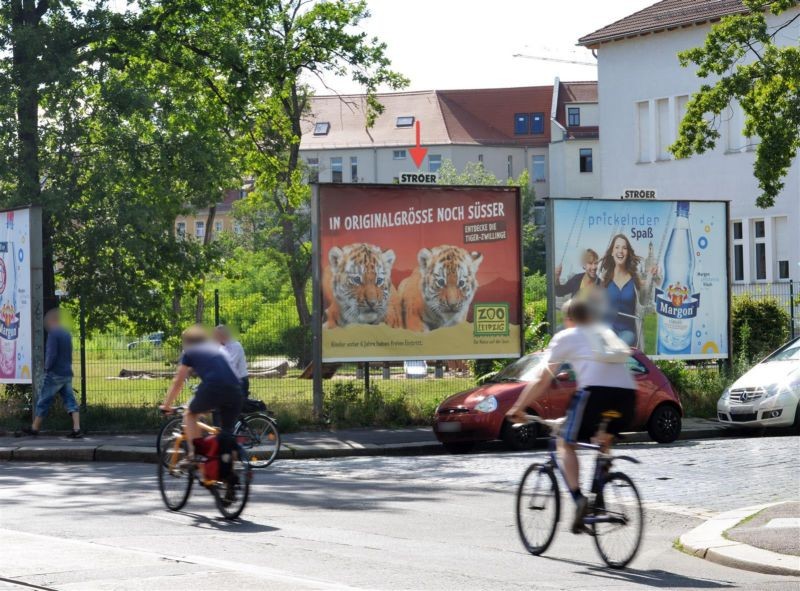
[0,208,33,383]
[316,184,523,362]
[549,198,729,360]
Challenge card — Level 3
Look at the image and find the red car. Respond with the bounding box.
[434,350,682,453]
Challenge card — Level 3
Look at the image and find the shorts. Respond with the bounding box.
[188,382,243,433]
[36,374,79,417]
[563,386,636,444]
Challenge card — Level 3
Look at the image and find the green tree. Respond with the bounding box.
[0,1,241,332]
[0,0,126,309]
[151,0,407,327]
[436,160,544,273]
[672,0,800,207]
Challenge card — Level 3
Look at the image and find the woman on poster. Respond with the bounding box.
[599,234,659,349]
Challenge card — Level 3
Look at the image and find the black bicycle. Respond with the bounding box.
[157,405,281,468]
[515,412,644,569]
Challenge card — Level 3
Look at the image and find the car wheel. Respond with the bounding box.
[647,404,682,444]
[442,442,475,454]
[502,416,540,451]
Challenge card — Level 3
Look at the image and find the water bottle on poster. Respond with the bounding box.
[656,201,700,355]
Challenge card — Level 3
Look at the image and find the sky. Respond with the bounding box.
[310,0,656,95]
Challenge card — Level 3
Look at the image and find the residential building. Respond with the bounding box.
[175,189,244,240]
[580,0,800,282]
[299,81,600,200]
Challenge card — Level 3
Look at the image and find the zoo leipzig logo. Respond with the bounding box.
[655,283,700,320]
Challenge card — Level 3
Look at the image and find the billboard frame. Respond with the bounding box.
[312,182,525,366]
[546,197,731,361]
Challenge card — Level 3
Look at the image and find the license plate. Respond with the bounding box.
[730,406,754,414]
[437,422,462,433]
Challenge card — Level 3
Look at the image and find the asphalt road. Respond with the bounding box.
[1,435,799,590]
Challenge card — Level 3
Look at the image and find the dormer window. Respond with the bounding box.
[313,122,330,136]
[396,116,415,128]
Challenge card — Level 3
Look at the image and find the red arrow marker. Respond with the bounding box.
[409,120,428,168]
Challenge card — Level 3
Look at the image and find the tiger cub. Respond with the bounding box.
[323,243,398,328]
[396,245,483,332]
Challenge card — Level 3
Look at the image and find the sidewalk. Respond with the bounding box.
[680,502,800,577]
[0,417,737,463]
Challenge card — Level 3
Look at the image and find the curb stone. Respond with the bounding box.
[13,446,96,462]
[0,424,750,464]
[679,503,800,577]
[94,445,157,464]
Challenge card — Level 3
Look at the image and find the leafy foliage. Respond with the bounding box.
[731,294,790,361]
[672,0,800,207]
[436,160,544,273]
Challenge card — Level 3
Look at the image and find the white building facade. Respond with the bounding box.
[581,1,800,282]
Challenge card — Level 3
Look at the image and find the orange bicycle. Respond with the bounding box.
[157,406,253,519]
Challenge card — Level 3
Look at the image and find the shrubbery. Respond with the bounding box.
[731,295,790,362]
[324,382,414,428]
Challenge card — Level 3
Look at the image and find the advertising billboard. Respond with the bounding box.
[549,198,729,360]
[316,184,523,362]
[0,208,33,383]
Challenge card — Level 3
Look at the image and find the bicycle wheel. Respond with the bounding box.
[211,454,251,520]
[236,413,280,468]
[156,416,183,462]
[516,463,560,555]
[592,472,644,569]
[158,437,193,511]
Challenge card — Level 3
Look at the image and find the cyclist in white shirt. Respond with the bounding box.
[507,298,636,533]
[214,325,250,398]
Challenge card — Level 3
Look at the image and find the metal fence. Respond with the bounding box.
[731,280,798,338]
[1,280,794,432]
[21,291,472,431]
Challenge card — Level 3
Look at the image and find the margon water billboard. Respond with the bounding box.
[549,198,730,360]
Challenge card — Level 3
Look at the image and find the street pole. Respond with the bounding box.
[79,299,87,411]
[214,289,220,327]
[29,207,44,423]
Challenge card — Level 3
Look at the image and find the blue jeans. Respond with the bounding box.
[36,373,78,417]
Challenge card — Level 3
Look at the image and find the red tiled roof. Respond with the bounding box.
[579,0,747,47]
[560,81,598,103]
[437,86,553,146]
[301,85,557,149]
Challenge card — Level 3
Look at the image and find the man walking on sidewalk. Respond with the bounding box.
[17,308,82,438]
[214,325,250,398]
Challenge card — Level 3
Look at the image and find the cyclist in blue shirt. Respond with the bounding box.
[160,325,243,455]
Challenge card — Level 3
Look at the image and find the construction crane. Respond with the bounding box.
[512,53,597,67]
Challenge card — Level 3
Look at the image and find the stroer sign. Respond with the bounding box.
[312,184,523,362]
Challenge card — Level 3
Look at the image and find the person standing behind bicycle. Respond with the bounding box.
[507,298,635,533]
[161,325,243,461]
[214,325,250,398]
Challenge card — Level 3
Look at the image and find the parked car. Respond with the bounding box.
[433,350,682,453]
[717,337,800,430]
[126,332,164,350]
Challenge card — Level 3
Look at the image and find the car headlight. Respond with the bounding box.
[764,384,780,399]
[721,389,730,401]
[474,395,498,413]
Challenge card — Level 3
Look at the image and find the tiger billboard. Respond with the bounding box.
[314,184,523,362]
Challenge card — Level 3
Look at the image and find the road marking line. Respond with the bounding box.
[0,576,57,591]
[0,528,358,590]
